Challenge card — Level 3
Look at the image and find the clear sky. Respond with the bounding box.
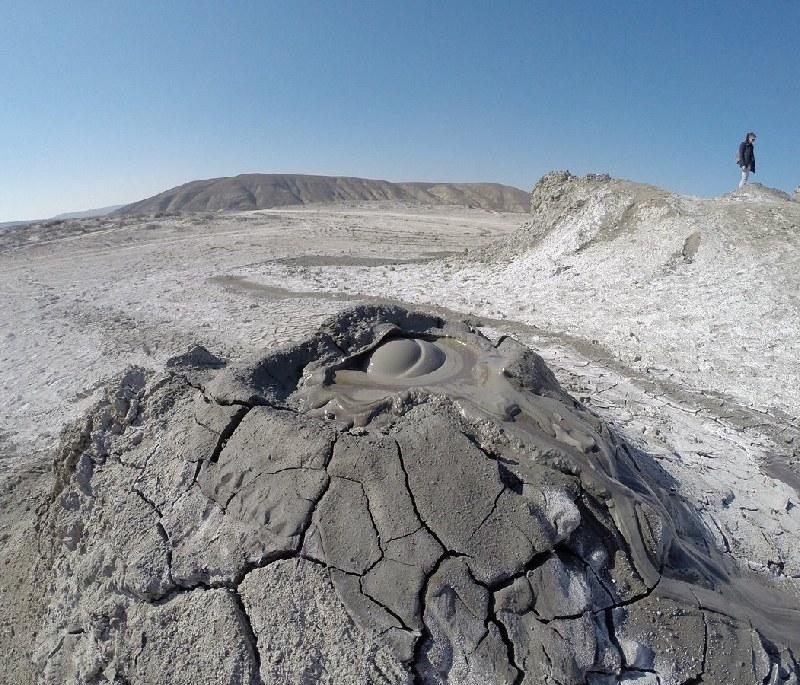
[2,1,798,221]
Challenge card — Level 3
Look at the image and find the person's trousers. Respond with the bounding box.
[739,167,750,188]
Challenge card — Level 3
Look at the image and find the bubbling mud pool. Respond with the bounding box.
[304,334,603,460]
[308,337,482,422]
[302,334,539,427]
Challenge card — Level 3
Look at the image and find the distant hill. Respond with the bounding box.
[52,204,125,220]
[0,220,36,230]
[1,204,123,228]
[114,174,530,215]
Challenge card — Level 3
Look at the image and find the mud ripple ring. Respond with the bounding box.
[366,338,446,379]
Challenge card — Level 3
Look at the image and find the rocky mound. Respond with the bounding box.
[487,170,800,264]
[464,171,800,419]
[5,305,799,684]
[114,174,530,215]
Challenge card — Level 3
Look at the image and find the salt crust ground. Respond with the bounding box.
[1,188,798,637]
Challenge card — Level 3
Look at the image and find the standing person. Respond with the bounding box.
[738,132,756,188]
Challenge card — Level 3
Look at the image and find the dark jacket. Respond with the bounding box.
[739,141,755,172]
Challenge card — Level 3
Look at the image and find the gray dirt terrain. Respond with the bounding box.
[1,179,799,684]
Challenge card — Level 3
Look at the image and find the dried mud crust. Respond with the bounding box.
[15,305,800,684]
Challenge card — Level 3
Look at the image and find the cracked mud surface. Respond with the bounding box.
[12,305,799,684]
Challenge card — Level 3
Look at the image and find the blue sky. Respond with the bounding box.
[2,1,798,221]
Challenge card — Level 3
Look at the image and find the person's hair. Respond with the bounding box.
[746,132,756,142]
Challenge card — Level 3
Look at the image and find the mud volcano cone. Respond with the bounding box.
[34,305,800,684]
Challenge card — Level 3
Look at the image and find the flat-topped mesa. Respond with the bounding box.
[112,174,531,215]
[32,305,800,684]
